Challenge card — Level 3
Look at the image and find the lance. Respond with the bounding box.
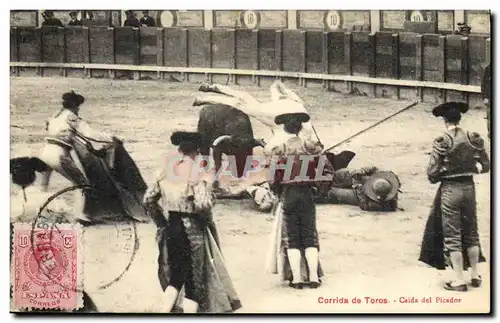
[322,101,420,153]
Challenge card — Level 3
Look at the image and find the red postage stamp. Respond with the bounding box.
[11,223,83,311]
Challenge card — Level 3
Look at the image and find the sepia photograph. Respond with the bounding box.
[7,4,492,315]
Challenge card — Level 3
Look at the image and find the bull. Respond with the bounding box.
[197,104,265,188]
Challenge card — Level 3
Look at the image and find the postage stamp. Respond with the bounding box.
[11,222,83,311]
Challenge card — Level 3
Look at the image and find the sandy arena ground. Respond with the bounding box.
[10,77,491,313]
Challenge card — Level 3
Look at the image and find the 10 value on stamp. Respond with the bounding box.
[11,223,83,311]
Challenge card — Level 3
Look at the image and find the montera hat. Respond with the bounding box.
[363,171,400,202]
[170,131,203,147]
[432,102,469,119]
[62,91,85,106]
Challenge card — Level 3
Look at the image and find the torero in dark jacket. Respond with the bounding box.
[419,102,489,292]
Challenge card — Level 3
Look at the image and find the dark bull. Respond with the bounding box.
[197,104,265,186]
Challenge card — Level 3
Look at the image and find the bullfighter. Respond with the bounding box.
[419,102,490,292]
[264,106,324,289]
[143,131,241,313]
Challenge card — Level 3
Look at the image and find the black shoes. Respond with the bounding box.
[288,280,322,289]
[471,276,482,288]
[444,282,468,292]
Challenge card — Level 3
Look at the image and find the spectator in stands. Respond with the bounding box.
[482,63,491,139]
[41,11,63,27]
[83,11,98,26]
[140,10,156,27]
[453,22,471,36]
[68,11,82,26]
[124,10,140,27]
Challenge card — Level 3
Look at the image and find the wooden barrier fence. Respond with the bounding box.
[10,26,490,106]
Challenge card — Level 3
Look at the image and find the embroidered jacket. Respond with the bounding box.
[264,127,323,185]
[427,126,490,184]
[143,154,215,215]
[45,109,114,147]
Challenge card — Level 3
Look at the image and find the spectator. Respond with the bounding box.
[453,22,472,36]
[67,11,82,26]
[124,10,140,27]
[481,63,491,138]
[41,10,63,27]
[140,10,156,27]
[83,11,98,26]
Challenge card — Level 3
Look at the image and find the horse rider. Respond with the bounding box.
[38,91,117,193]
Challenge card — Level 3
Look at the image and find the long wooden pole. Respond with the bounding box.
[322,101,420,153]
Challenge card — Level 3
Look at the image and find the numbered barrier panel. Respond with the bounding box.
[163,28,188,67]
[398,33,418,80]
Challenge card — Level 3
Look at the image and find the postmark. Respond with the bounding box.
[31,185,140,292]
[11,222,83,311]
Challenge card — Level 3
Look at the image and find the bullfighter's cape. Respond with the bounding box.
[70,136,150,223]
[146,154,242,313]
[418,184,487,270]
[265,200,324,281]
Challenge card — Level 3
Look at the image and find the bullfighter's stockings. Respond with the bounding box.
[287,248,303,284]
[162,285,179,313]
[305,247,319,283]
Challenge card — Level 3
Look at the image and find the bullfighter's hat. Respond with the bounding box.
[62,91,85,106]
[10,157,49,188]
[363,171,400,202]
[432,102,469,120]
[170,131,203,147]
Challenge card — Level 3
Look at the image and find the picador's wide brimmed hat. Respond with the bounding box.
[363,171,400,202]
[432,102,469,119]
[170,131,203,146]
[62,90,85,106]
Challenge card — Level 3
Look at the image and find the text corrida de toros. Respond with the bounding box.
[317,296,462,304]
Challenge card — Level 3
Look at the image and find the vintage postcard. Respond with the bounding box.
[9,8,491,314]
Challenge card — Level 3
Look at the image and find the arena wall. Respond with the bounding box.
[10,25,490,106]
